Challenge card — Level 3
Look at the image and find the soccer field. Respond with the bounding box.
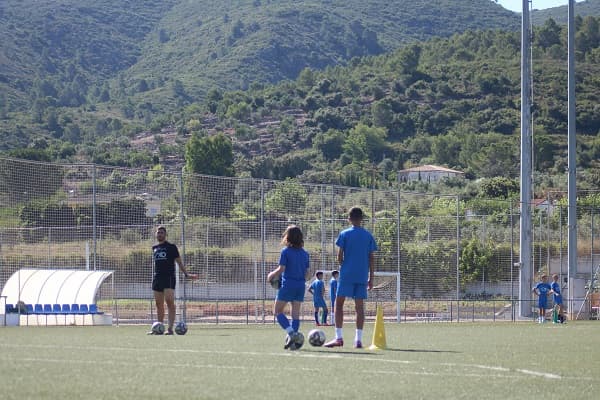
[1,322,598,399]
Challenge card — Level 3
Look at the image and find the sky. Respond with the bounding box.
[497,0,581,13]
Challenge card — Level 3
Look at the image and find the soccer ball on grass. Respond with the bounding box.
[285,331,304,350]
[151,321,165,335]
[308,329,326,347]
[175,321,188,335]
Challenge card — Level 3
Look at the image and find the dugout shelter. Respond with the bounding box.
[0,268,114,326]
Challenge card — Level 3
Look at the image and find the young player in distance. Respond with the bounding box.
[324,207,377,348]
[150,226,197,335]
[329,270,339,325]
[532,274,552,324]
[267,225,310,349]
[550,273,565,323]
[308,271,328,326]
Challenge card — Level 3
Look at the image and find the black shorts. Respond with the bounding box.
[152,275,176,292]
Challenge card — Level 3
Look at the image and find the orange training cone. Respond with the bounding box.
[369,304,387,350]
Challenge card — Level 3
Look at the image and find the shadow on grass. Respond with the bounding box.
[385,347,461,354]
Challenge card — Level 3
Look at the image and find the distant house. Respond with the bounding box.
[532,198,551,213]
[398,165,465,183]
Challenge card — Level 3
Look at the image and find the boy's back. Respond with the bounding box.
[336,226,377,283]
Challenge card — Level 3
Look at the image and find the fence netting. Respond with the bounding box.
[0,157,598,323]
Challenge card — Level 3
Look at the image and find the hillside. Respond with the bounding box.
[0,0,518,116]
[532,0,600,25]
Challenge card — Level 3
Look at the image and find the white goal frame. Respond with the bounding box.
[373,271,401,322]
[319,270,401,322]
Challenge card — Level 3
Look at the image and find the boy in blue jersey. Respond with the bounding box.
[308,271,328,325]
[550,273,565,323]
[324,207,377,349]
[267,225,310,349]
[533,274,552,323]
[329,270,339,325]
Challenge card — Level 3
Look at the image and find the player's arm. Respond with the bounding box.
[267,265,284,283]
[308,282,314,294]
[337,247,344,266]
[175,256,198,280]
[367,251,375,290]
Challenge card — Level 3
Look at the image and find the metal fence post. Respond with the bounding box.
[92,164,97,271]
[179,170,186,322]
[397,186,401,322]
[456,195,460,300]
[260,179,266,323]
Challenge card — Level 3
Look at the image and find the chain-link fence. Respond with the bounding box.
[1,157,598,323]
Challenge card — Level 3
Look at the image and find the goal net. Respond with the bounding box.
[320,270,401,322]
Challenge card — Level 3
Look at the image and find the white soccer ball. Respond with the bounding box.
[175,321,188,335]
[286,331,304,351]
[151,321,165,335]
[269,277,281,289]
[308,329,326,347]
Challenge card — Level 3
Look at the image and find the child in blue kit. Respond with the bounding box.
[267,225,310,349]
[308,271,328,325]
[533,274,552,323]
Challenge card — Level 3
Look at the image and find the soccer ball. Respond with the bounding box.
[269,277,281,289]
[286,331,304,351]
[308,329,326,347]
[175,321,188,335]
[151,321,165,335]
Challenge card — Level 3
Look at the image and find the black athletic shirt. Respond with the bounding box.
[152,241,180,277]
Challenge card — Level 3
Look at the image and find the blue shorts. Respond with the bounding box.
[538,298,548,309]
[337,282,368,299]
[276,285,305,302]
[553,295,563,305]
[313,298,327,308]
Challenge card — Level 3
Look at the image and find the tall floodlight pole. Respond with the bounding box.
[519,0,533,318]
[567,0,577,314]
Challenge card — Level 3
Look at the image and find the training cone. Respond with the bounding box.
[369,305,387,350]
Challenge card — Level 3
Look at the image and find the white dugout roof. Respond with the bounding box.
[1,268,113,305]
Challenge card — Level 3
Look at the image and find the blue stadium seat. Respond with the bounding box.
[71,304,80,313]
[79,304,89,314]
[5,304,15,313]
[34,304,44,314]
[89,304,103,314]
[61,304,71,313]
[26,304,33,314]
[43,304,52,314]
[52,304,62,313]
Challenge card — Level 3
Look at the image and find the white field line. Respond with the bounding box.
[0,342,594,382]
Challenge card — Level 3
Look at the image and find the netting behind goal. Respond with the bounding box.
[315,270,401,322]
[371,272,401,322]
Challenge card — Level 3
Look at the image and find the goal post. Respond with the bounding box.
[372,271,401,323]
[318,270,401,322]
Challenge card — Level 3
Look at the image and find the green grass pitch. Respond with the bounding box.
[1,321,599,399]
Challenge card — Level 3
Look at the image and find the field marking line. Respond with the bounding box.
[1,342,594,382]
[0,355,542,380]
[516,369,562,379]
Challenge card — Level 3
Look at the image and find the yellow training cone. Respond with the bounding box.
[369,304,387,350]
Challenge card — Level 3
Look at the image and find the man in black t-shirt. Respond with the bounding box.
[151,226,197,335]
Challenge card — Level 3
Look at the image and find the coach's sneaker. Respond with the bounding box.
[354,341,363,349]
[165,328,174,335]
[324,338,344,348]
